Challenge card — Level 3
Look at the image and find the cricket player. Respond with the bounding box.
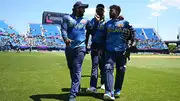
[103,5,134,100]
[86,4,106,93]
[115,15,136,96]
[60,1,92,101]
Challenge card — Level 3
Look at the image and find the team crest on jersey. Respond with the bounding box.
[98,24,104,29]
[117,24,123,27]
[80,19,87,24]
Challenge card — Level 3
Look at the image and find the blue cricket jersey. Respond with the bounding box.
[105,19,132,52]
[61,14,92,49]
[90,18,106,48]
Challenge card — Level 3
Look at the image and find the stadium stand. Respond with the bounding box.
[0,20,169,53]
[135,28,168,51]
[28,24,65,50]
[134,28,146,40]
[28,24,42,37]
[0,20,29,50]
[143,28,159,40]
[41,25,61,37]
[0,20,19,35]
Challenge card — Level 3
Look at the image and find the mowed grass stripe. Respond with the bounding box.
[0,52,180,101]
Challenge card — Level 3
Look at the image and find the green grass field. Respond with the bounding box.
[0,52,180,101]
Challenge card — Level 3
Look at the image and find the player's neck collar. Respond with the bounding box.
[71,14,83,20]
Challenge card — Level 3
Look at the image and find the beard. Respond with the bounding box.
[110,14,116,19]
[77,10,84,17]
[97,11,104,17]
[78,13,84,17]
[99,14,104,18]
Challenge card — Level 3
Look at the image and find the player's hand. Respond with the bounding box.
[65,39,73,47]
[132,41,137,47]
[118,15,124,20]
[95,14,100,22]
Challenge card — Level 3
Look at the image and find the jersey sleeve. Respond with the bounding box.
[60,15,69,41]
[85,20,93,47]
[128,25,136,46]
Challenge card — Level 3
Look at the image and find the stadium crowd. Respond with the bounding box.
[0,32,66,51]
[137,38,167,49]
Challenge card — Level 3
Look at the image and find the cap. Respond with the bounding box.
[96,4,105,9]
[73,1,89,9]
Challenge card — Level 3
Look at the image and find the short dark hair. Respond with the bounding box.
[96,4,105,9]
[109,5,121,15]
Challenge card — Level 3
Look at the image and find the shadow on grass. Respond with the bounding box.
[30,93,69,101]
[61,88,87,92]
[81,75,91,77]
[30,88,104,101]
[81,75,101,78]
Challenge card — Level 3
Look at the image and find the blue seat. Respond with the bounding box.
[29,24,42,36]
[0,20,19,35]
[42,25,61,37]
[134,28,146,40]
[143,28,159,40]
